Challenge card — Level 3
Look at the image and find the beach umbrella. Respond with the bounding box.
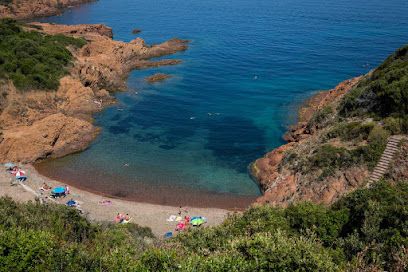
[191,217,206,227]
[4,162,15,169]
[52,187,66,194]
[15,170,26,177]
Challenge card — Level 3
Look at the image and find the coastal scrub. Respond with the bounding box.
[0,19,86,90]
[0,180,407,270]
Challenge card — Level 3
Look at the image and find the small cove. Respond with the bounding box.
[35,0,408,208]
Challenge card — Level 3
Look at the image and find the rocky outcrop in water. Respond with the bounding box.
[145,73,172,83]
[0,23,188,163]
[0,0,95,20]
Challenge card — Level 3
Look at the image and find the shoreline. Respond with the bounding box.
[34,160,258,210]
[0,164,231,236]
[0,22,189,163]
[251,77,364,205]
[0,0,97,20]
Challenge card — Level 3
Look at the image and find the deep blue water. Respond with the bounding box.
[37,0,408,207]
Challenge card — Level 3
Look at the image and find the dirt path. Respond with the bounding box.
[0,164,231,237]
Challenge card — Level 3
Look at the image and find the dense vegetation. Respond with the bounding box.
[0,0,12,5]
[0,180,407,271]
[282,45,408,179]
[340,44,408,121]
[0,19,86,90]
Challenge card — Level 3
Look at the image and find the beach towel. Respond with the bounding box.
[176,222,186,231]
[166,215,177,222]
[99,200,113,206]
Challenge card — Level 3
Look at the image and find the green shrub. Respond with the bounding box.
[333,181,408,269]
[0,228,59,271]
[0,0,12,6]
[357,125,389,169]
[383,115,408,134]
[339,44,408,118]
[285,202,349,246]
[384,117,403,134]
[0,19,86,90]
[0,197,154,271]
[232,231,343,271]
[137,248,180,271]
[307,106,334,130]
[326,121,374,141]
[0,179,407,272]
[0,197,95,242]
[308,145,358,178]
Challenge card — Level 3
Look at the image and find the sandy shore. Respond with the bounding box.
[0,164,231,237]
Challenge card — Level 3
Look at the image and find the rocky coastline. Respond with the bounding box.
[0,22,188,163]
[251,77,367,206]
[0,0,95,20]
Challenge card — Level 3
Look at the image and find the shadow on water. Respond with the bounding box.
[204,116,267,173]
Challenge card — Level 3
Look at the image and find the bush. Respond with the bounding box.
[357,125,389,169]
[307,106,334,130]
[232,231,342,272]
[326,121,374,141]
[339,44,408,118]
[0,179,407,272]
[333,181,408,269]
[0,19,86,90]
[308,145,358,178]
[383,115,408,134]
[0,228,59,271]
[0,0,12,5]
[0,197,154,271]
[285,202,349,246]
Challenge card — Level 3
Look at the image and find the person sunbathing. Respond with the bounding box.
[115,213,124,223]
[122,214,131,224]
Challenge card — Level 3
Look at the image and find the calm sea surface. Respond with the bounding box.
[35,0,408,208]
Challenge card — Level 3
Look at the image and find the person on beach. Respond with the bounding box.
[176,221,185,232]
[65,185,70,195]
[121,214,131,224]
[115,213,122,223]
[10,166,18,175]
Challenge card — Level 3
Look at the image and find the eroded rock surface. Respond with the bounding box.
[145,73,172,83]
[0,0,94,20]
[252,77,368,206]
[0,23,188,163]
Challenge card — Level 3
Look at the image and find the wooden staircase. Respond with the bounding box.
[367,135,404,186]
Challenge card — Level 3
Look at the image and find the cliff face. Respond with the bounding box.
[0,0,94,20]
[252,77,372,206]
[0,23,188,163]
[252,44,408,207]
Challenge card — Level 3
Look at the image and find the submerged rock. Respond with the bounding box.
[132,28,142,34]
[145,73,172,83]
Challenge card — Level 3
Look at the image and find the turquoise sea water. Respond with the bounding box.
[36,0,408,208]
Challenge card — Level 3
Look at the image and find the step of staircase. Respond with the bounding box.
[366,135,405,187]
